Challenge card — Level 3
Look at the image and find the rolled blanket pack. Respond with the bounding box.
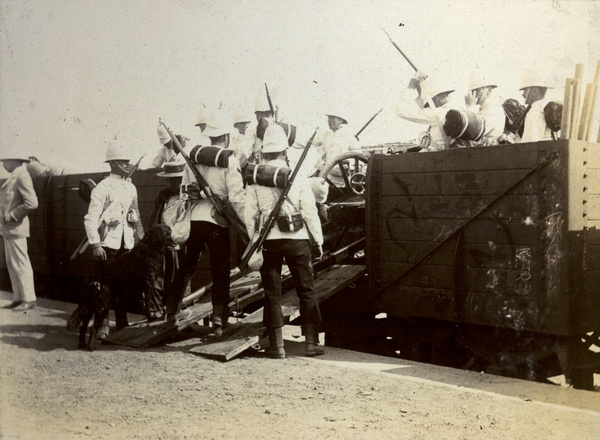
[189,145,234,168]
[243,163,291,189]
[443,109,485,141]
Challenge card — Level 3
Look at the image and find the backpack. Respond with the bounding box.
[544,101,563,139]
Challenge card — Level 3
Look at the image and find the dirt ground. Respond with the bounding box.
[1,292,599,440]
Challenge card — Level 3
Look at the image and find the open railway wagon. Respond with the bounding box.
[363,139,600,389]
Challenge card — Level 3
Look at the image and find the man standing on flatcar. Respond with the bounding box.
[519,69,554,143]
[464,70,505,146]
[396,71,456,151]
[84,140,144,338]
[1,151,39,311]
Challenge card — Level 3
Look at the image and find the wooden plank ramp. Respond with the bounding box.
[104,270,265,349]
[188,264,366,362]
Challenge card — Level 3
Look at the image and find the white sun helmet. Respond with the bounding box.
[519,69,553,90]
[254,92,272,113]
[203,112,231,138]
[233,111,252,125]
[104,140,131,163]
[262,124,288,153]
[196,106,208,126]
[325,109,348,124]
[157,124,171,145]
[467,69,497,91]
[0,146,31,162]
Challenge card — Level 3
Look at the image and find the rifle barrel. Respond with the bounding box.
[355,108,383,139]
[382,28,418,72]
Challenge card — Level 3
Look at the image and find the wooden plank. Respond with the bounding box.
[104,271,264,349]
[379,143,542,174]
[380,194,539,220]
[382,240,538,271]
[381,286,455,321]
[381,218,539,245]
[380,169,538,197]
[189,264,367,361]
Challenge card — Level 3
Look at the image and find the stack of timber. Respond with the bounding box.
[189,263,366,361]
[561,60,600,142]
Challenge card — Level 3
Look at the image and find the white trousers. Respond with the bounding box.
[4,237,36,303]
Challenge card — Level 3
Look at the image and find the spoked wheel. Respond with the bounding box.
[318,152,369,201]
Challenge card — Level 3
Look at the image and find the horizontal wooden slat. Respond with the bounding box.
[381,218,539,245]
[379,143,542,174]
[381,262,540,296]
[381,286,455,321]
[381,240,538,271]
[380,194,539,220]
[380,169,538,196]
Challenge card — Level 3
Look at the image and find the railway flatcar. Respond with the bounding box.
[363,139,599,389]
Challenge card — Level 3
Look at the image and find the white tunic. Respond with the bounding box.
[84,174,143,250]
[521,98,553,143]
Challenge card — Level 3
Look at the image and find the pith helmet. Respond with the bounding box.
[520,69,553,90]
[157,124,171,145]
[467,70,497,91]
[262,124,288,153]
[203,112,231,138]
[196,106,208,126]
[325,109,348,124]
[157,160,185,177]
[104,140,131,162]
[0,146,31,162]
[254,92,271,113]
[233,111,252,125]
[416,82,455,108]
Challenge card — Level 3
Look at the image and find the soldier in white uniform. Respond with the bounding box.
[519,69,554,143]
[317,109,359,173]
[252,92,276,163]
[84,141,145,334]
[151,124,186,168]
[164,114,246,338]
[245,124,324,359]
[228,111,254,168]
[396,72,455,151]
[465,70,505,146]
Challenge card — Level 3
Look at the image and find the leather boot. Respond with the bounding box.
[212,305,224,339]
[265,327,285,359]
[304,323,325,357]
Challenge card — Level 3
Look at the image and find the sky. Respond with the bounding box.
[1,0,599,175]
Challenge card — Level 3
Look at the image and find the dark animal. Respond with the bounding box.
[67,224,175,351]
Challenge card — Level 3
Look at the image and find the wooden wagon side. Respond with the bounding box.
[365,140,599,386]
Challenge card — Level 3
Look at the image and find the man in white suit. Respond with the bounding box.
[0,151,39,311]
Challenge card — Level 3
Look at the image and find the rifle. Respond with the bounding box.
[230,127,319,279]
[355,108,383,140]
[382,28,450,149]
[159,119,249,244]
[265,83,277,122]
[69,152,147,260]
